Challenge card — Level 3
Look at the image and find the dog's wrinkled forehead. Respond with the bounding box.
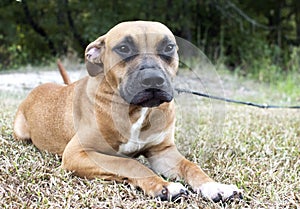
[84,21,178,77]
[105,21,176,50]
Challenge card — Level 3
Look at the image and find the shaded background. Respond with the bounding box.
[0,0,299,80]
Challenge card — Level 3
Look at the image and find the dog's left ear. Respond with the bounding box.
[85,35,106,77]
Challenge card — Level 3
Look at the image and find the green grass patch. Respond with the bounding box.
[273,72,300,102]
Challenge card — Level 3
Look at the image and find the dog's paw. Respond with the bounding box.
[158,182,189,201]
[197,182,243,202]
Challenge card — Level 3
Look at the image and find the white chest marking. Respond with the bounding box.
[130,108,149,142]
[118,108,166,155]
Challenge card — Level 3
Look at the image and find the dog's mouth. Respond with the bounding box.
[119,67,174,107]
[130,88,173,107]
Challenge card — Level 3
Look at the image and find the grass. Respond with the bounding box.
[0,68,300,208]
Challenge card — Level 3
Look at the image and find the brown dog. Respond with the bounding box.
[13,21,242,202]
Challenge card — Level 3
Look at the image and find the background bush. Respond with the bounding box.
[0,0,299,79]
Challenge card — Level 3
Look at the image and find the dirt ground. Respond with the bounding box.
[0,63,264,101]
[0,68,84,93]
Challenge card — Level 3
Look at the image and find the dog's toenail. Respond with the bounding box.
[161,188,168,195]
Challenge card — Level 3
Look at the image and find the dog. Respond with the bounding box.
[13,21,242,202]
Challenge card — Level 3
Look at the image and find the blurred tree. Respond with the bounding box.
[293,0,300,44]
[0,0,299,74]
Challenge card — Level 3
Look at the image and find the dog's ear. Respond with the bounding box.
[85,35,106,77]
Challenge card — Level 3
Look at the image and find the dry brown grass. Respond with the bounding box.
[1,71,299,208]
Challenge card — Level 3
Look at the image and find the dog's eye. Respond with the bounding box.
[164,44,175,53]
[117,45,130,54]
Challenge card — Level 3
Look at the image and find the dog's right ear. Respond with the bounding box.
[85,35,106,77]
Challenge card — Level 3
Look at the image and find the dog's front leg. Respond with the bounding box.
[62,134,186,200]
[147,145,243,202]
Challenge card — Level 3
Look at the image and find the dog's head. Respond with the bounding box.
[85,21,178,107]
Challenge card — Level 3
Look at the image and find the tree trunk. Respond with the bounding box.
[294,0,300,44]
[21,0,56,56]
[63,0,87,50]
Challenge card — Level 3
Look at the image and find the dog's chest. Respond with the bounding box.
[117,108,166,156]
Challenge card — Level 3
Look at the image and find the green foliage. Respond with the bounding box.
[243,45,300,83]
[0,0,299,78]
[287,46,300,72]
[275,73,300,100]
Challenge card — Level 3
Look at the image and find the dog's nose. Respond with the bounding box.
[140,69,165,88]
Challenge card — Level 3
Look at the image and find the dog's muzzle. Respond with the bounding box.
[120,68,174,107]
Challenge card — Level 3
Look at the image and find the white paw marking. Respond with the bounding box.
[198,182,243,202]
[167,182,187,197]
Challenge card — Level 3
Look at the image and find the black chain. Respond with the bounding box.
[175,88,300,109]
